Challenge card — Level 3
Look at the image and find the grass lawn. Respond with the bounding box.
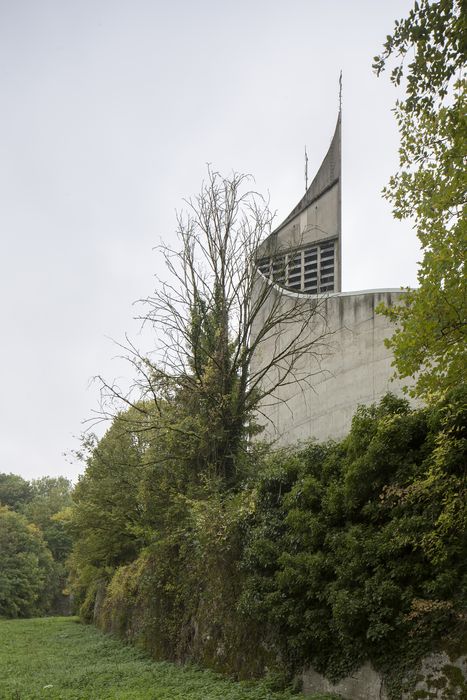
[0,617,339,700]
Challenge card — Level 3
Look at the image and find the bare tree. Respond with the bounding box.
[98,168,331,486]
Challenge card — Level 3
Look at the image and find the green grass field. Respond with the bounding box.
[0,617,339,700]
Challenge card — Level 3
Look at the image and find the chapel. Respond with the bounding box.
[252,111,408,444]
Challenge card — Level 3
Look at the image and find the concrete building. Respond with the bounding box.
[252,112,407,445]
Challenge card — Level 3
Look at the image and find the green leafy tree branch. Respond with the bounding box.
[374,0,466,400]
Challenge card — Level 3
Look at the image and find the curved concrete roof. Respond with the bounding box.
[257,111,342,291]
[256,267,403,300]
[273,111,341,236]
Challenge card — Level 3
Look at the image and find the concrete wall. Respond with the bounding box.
[251,286,409,445]
[301,651,467,699]
[259,182,340,252]
[302,663,387,699]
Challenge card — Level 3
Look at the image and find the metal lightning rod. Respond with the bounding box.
[339,70,342,112]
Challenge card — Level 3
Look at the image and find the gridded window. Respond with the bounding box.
[319,242,335,292]
[257,257,270,276]
[272,255,286,284]
[257,240,336,294]
[303,248,318,293]
[287,250,302,291]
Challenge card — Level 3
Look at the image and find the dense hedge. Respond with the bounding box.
[240,393,466,693]
[72,392,467,696]
[92,490,278,679]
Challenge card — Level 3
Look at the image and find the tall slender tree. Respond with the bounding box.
[374,0,466,400]
[98,169,331,487]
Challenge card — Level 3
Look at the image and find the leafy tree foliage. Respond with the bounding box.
[0,506,55,618]
[22,476,73,562]
[99,170,331,489]
[69,409,152,610]
[374,0,466,400]
[0,473,74,616]
[70,393,466,692]
[0,473,32,510]
[68,399,261,618]
[241,393,467,690]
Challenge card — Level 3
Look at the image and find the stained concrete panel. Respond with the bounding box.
[251,287,411,445]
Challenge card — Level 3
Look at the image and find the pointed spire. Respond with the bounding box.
[304,145,309,192]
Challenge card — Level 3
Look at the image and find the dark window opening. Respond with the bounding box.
[257,240,336,293]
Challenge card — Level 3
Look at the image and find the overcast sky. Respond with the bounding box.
[0,0,419,482]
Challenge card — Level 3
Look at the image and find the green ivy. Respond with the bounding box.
[241,393,466,696]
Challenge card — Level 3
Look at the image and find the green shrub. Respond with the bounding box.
[95,490,277,678]
[72,393,466,695]
[241,393,467,691]
[0,505,55,617]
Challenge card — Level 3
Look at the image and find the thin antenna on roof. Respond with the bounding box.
[339,70,343,112]
[304,145,309,192]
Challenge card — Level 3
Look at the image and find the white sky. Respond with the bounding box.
[0,0,420,482]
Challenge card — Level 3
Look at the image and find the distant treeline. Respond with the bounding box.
[0,474,73,618]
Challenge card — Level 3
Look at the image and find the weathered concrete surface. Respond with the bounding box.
[302,663,387,699]
[301,652,467,699]
[251,115,411,445]
[258,114,342,291]
[251,287,412,445]
[401,651,467,699]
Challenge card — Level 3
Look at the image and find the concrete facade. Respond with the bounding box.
[251,113,409,444]
[301,651,467,699]
[302,662,387,700]
[251,286,407,445]
[258,113,342,291]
